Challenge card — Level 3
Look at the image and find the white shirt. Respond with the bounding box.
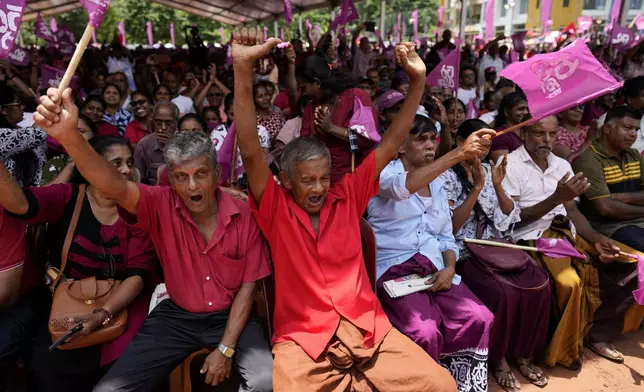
[478,54,505,86]
[596,112,644,153]
[18,112,35,128]
[502,145,575,241]
[457,87,478,106]
[171,95,196,116]
[479,110,497,126]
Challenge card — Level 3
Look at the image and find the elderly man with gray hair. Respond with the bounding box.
[134,101,180,185]
[33,89,274,391]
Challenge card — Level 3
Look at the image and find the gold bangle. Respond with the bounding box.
[343,129,348,139]
[0,174,13,185]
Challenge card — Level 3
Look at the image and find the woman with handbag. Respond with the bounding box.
[440,119,551,391]
[0,136,157,392]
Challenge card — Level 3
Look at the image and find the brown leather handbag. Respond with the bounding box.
[48,184,128,350]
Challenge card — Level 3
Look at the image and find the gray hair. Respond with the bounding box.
[153,101,180,120]
[164,131,218,172]
[279,137,331,178]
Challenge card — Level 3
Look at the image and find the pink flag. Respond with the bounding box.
[331,0,359,30]
[217,123,241,183]
[35,13,57,43]
[610,0,622,24]
[628,253,644,305]
[535,238,586,259]
[0,0,26,59]
[284,0,293,25]
[50,17,58,33]
[305,19,312,32]
[7,46,29,66]
[80,0,110,28]
[611,24,634,51]
[541,0,552,33]
[412,10,419,42]
[117,21,126,45]
[219,27,225,43]
[348,96,380,149]
[466,99,479,120]
[578,16,593,32]
[438,7,444,27]
[511,31,527,52]
[635,14,644,30]
[146,21,153,46]
[40,64,78,90]
[499,38,622,122]
[485,0,495,40]
[426,47,460,91]
[170,23,176,47]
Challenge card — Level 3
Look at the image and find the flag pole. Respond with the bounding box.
[57,24,94,99]
[464,238,538,252]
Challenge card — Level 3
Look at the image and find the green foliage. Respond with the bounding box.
[19,0,440,46]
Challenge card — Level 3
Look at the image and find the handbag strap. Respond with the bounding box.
[54,184,87,287]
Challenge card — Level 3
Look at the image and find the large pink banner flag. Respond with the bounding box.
[80,0,110,28]
[0,0,26,59]
[484,0,495,40]
[499,39,622,121]
[426,47,460,91]
[331,0,358,30]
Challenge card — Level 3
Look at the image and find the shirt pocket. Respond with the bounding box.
[215,254,246,291]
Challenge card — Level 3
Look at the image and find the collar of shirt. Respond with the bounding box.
[173,187,241,236]
[368,159,461,283]
[590,140,639,161]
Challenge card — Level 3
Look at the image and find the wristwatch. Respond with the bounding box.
[218,343,235,358]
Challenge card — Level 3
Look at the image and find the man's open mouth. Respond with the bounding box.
[190,195,204,203]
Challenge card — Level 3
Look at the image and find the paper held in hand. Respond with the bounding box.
[383,274,433,298]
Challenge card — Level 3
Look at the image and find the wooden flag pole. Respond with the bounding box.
[56,24,95,99]
[463,238,538,252]
[230,133,239,186]
[492,117,533,138]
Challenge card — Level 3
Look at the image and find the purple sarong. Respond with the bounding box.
[377,254,492,392]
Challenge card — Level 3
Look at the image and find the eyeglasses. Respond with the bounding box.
[131,100,149,107]
[1,102,22,108]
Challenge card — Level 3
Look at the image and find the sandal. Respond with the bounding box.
[494,368,521,391]
[587,342,624,363]
[517,359,548,388]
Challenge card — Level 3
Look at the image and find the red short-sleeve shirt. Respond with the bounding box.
[249,151,392,360]
[118,185,271,313]
[0,208,35,295]
[124,120,149,145]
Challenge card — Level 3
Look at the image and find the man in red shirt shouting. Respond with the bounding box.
[233,28,460,391]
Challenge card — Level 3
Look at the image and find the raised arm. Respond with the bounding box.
[232,28,281,206]
[0,161,29,215]
[33,88,141,214]
[374,43,426,175]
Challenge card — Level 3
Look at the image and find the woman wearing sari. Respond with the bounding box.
[441,119,551,391]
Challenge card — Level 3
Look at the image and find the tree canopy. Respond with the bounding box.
[19,0,441,46]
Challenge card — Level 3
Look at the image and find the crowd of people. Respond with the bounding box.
[0,20,643,392]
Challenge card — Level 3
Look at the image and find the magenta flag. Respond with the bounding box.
[438,7,444,27]
[7,46,29,66]
[535,238,586,260]
[35,13,57,44]
[426,47,460,90]
[0,0,26,59]
[117,21,126,45]
[217,123,239,184]
[466,98,479,120]
[610,0,622,24]
[284,0,293,25]
[170,23,176,47]
[56,26,76,55]
[80,0,110,28]
[611,24,634,51]
[578,16,593,32]
[331,0,359,30]
[412,10,419,42]
[635,14,644,30]
[511,31,526,52]
[499,38,622,121]
[628,253,644,305]
[50,17,58,33]
[146,21,153,46]
[485,0,495,40]
[541,0,552,33]
[348,96,380,148]
[40,64,78,90]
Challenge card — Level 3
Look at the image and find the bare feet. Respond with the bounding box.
[517,358,548,388]
[494,358,520,391]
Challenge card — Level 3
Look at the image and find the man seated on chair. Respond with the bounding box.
[367,110,495,392]
[571,105,642,362]
[501,116,622,369]
[33,97,273,390]
[233,28,457,392]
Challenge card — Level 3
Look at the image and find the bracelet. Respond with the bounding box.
[0,174,13,185]
[343,128,348,139]
[93,308,114,325]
